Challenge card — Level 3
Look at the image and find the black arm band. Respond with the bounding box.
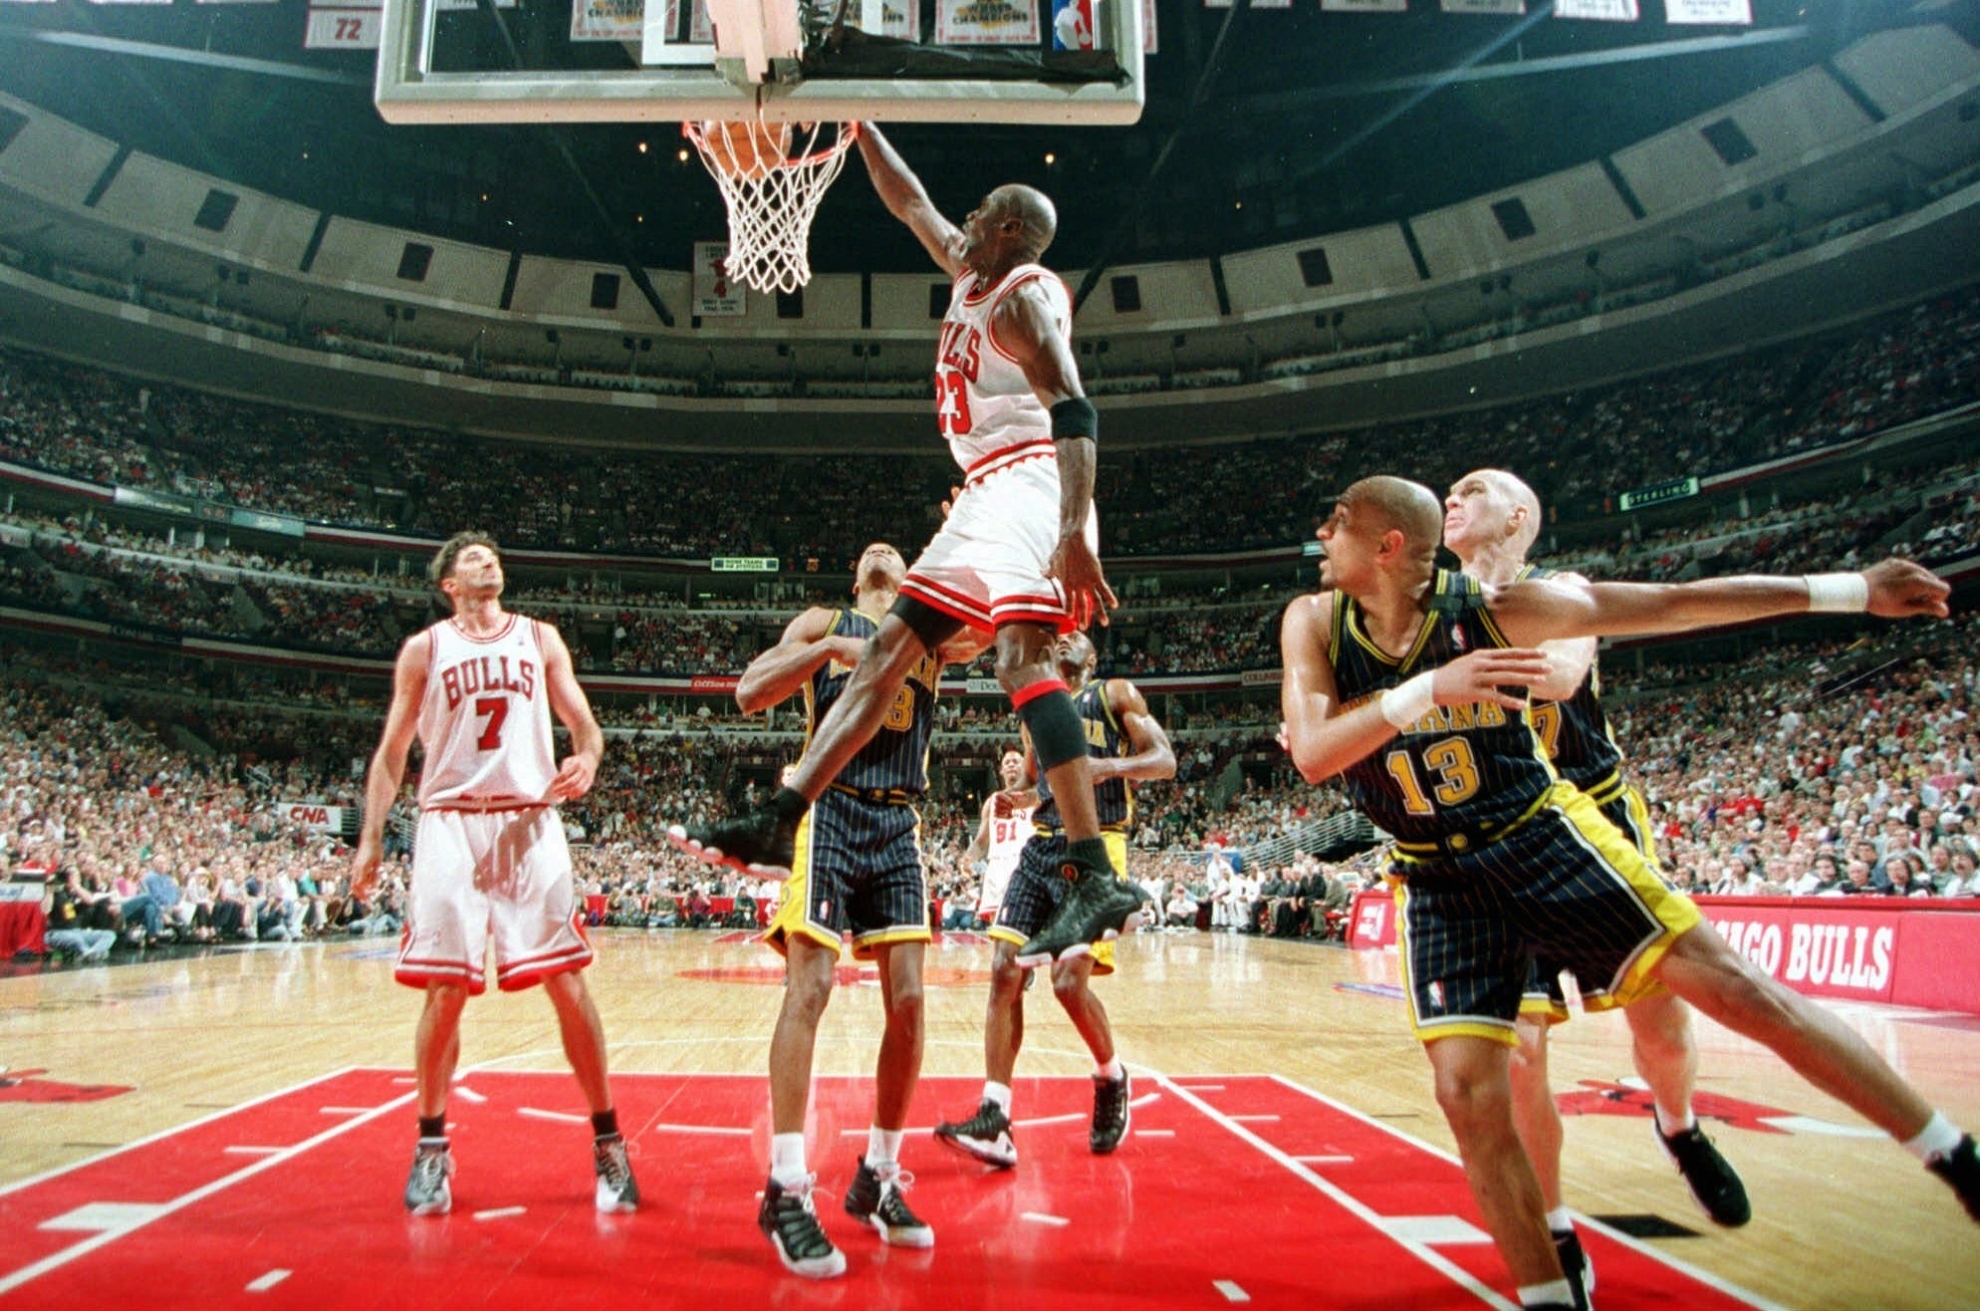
[1050,397,1098,442]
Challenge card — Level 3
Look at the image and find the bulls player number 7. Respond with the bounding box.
[475,696,509,751]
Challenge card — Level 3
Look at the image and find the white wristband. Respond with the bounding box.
[1805,572,1869,614]
[1380,671,1436,732]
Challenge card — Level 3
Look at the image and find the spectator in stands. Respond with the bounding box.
[1163,882,1197,930]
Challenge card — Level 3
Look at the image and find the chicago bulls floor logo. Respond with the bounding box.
[1555,1077,1882,1137]
[0,1068,134,1104]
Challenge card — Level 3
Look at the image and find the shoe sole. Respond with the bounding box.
[934,1131,1017,1170]
[767,1232,847,1279]
[864,1215,936,1248]
[595,1188,638,1214]
[1013,907,1145,971]
[665,825,792,881]
[407,1196,451,1216]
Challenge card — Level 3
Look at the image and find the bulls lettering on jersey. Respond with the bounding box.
[935,264,1073,470]
[418,615,558,810]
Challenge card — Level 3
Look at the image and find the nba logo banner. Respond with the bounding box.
[1052,0,1095,50]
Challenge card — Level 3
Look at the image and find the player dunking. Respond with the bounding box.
[962,749,1034,930]
[1280,477,1978,1311]
[739,543,982,1279]
[1444,468,1748,1294]
[937,630,1174,1168]
[351,532,637,1217]
[669,124,1142,967]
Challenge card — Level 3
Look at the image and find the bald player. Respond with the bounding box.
[1282,475,1977,1311]
[1444,469,1747,1296]
[671,125,1143,971]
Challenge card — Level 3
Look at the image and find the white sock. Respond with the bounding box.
[1518,1279,1574,1308]
[1096,1057,1125,1081]
[1545,1206,1573,1235]
[770,1132,807,1187]
[1655,1103,1696,1137]
[867,1125,904,1171]
[983,1081,1013,1114]
[1902,1110,1963,1164]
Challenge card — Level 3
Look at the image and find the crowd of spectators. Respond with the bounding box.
[0,285,1975,564]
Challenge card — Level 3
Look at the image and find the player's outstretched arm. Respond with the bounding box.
[352,632,430,898]
[1527,571,1598,703]
[856,124,964,278]
[1487,557,1951,648]
[1279,593,1551,785]
[1094,678,1177,784]
[540,621,604,802]
[995,283,1118,630]
[734,607,866,714]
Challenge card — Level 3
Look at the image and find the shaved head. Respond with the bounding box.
[1340,475,1444,562]
[991,184,1057,259]
[1478,469,1542,555]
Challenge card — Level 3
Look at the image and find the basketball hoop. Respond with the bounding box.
[684,118,859,295]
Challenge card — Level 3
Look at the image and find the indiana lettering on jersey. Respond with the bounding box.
[440,654,538,710]
[1341,691,1514,736]
[936,320,983,382]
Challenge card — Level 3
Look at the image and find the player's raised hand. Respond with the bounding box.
[1049,529,1119,630]
[1863,558,1950,619]
[1431,649,1553,710]
[549,752,598,801]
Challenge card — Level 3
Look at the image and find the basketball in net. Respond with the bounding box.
[684,119,858,296]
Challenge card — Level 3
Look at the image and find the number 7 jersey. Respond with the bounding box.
[416,614,558,811]
[1325,570,1556,845]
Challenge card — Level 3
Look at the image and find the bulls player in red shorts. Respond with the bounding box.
[352,531,638,1217]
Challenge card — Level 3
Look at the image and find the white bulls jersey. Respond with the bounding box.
[416,614,558,811]
[978,800,1035,917]
[935,264,1072,474]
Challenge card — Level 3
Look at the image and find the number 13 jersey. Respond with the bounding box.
[417,614,558,811]
[935,264,1073,472]
[1326,571,1556,845]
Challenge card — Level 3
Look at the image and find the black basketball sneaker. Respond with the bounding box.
[668,803,799,880]
[1090,1072,1131,1154]
[1015,862,1143,968]
[843,1157,934,1248]
[934,1099,1018,1169]
[758,1174,845,1279]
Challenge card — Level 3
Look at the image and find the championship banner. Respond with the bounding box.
[1664,0,1749,22]
[1553,0,1637,18]
[937,0,1040,46]
[860,0,922,41]
[1320,0,1407,11]
[693,241,745,317]
[1441,0,1523,13]
[573,0,643,41]
[279,802,349,834]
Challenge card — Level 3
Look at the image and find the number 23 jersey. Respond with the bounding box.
[416,614,558,811]
[934,264,1073,472]
[1326,570,1555,845]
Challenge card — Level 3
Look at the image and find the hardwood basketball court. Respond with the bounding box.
[2,930,1975,1308]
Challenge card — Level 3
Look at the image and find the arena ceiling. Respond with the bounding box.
[0,1,1962,280]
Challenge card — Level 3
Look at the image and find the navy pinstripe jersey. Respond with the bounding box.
[1328,570,1556,844]
[1033,679,1134,834]
[1516,563,1624,794]
[803,608,940,795]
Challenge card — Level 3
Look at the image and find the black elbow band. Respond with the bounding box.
[1050,397,1098,442]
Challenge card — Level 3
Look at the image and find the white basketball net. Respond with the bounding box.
[685,120,859,295]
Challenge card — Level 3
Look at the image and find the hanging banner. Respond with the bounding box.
[1143,0,1156,52]
[1664,0,1749,22]
[1320,0,1406,10]
[693,241,745,317]
[1441,0,1523,12]
[573,0,643,41]
[937,0,1040,45]
[1554,0,1637,17]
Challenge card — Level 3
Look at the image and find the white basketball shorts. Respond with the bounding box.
[899,444,1099,633]
[396,807,591,994]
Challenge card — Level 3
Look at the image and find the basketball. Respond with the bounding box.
[699,119,791,181]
